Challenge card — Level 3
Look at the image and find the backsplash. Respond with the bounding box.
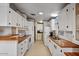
[0,27,12,35]
[58,31,73,40]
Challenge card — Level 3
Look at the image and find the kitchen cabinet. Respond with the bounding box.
[17,13,23,27]
[48,38,63,56]
[0,6,17,27]
[0,35,31,56]
[8,8,18,27]
[0,41,17,56]
[17,36,30,56]
[22,17,27,28]
[58,4,75,31]
[58,3,79,44]
[48,38,54,55]
[53,43,63,56]
[0,3,27,28]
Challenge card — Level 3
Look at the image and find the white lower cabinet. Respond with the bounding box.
[53,44,63,56]
[48,38,64,56]
[0,36,31,56]
[17,37,30,56]
[48,39,53,55]
[0,41,17,56]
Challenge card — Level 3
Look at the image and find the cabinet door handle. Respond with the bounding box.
[21,48,23,50]
[60,50,62,52]
[9,22,11,25]
[66,9,68,12]
[9,11,11,13]
[66,26,68,28]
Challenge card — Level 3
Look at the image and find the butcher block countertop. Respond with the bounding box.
[0,35,30,43]
[64,52,79,56]
[49,36,79,48]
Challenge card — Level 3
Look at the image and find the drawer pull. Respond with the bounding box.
[21,48,23,50]
[9,11,11,13]
[9,22,11,25]
[60,50,62,52]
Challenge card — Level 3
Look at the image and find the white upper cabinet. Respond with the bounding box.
[8,8,18,27]
[0,4,17,27]
[22,17,27,28]
[0,3,27,28]
[0,6,9,26]
[17,13,23,27]
[64,4,75,31]
[58,4,76,31]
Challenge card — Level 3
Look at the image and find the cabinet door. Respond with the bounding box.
[48,39,54,55]
[18,41,25,56]
[0,41,17,56]
[58,12,64,30]
[65,4,75,31]
[17,14,22,27]
[22,17,27,28]
[8,8,17,26]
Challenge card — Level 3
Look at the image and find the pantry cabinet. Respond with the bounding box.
[0,36,31,56]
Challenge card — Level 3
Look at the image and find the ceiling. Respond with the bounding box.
[14,3,67,21]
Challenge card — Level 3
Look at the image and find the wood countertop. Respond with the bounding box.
[64,52,79,56]
[49,36,79,48]
[0,35,31,43]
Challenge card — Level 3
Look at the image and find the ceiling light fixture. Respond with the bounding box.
[38,20,43,23]
[51,13,58,17]
[38,12,43,15]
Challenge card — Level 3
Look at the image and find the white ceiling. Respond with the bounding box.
[14,3,66,21]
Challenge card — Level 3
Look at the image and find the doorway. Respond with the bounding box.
[36,21,44,41]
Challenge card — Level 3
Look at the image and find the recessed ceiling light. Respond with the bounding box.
[38,20,43,23]
[38,12,43,15]
[51,13,58,17]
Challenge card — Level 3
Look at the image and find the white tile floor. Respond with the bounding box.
[25,40,51,56]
